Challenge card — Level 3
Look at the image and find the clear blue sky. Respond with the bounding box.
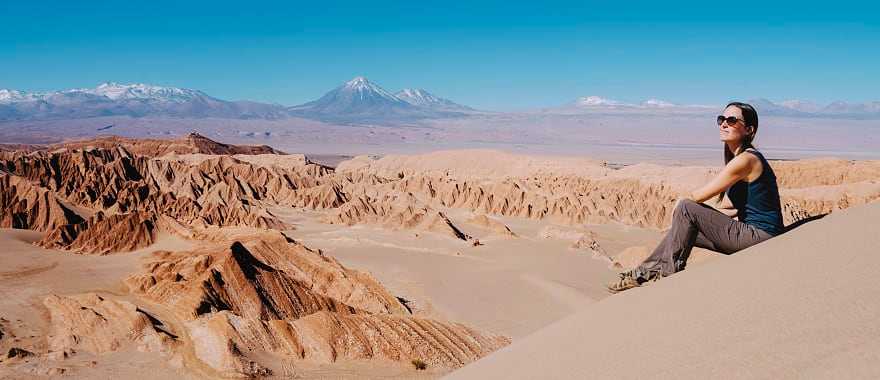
[2,0,878,110]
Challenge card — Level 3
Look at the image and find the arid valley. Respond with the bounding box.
[1,132,879,379]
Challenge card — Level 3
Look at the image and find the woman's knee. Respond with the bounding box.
[674,198,698,215]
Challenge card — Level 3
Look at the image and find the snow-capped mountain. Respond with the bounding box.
[395,88,474,111]
[288,77,416,120]
[0,83,288,121]
[289,77,474,122]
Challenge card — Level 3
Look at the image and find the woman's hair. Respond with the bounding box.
[718,102,759,202]
[723,101,759,165]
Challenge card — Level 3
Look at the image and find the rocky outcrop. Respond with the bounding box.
[46,132,284,157]
[326,192,471,241]
[0,147,311,253]
[123,229,507,377]
[126,231,408,319]
[0,174,84,232]
[43,293,176,355]
[337,154,880,230]
[187,311,510,377]
[773,159,880,188]
[467,214,516,237]
[37,211,157,255]
[340,171,683,229]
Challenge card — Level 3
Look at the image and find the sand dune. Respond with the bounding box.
[447,201,880,379]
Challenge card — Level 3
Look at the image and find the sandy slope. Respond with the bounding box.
[446,201,880,379]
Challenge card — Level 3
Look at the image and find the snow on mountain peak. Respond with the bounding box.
[0,89,26,103]
[0,88,49,104]
[779,99,821,113]
[396,88,441,104]
[79,82,205,102]
[340,76,399,100]
[345,76,369,87]
[641,98,676,108]
[394,88,474,111]
[575,96,624,107]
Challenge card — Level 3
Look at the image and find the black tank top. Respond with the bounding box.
[725,149,785,235]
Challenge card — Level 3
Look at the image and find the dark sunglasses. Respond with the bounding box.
[716,115,744,126]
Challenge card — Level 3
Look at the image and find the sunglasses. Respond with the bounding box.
[716,115,744,126]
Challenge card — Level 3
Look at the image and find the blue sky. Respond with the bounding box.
[2,0,878,110]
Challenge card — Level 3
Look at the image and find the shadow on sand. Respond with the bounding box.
[784,213,827,234]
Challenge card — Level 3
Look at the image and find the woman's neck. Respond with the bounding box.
[726,140,744,155]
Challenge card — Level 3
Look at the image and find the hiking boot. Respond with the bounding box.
[639,269,664,285]
[606,271,640,293]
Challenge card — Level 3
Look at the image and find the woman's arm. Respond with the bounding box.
[713,193,739,217]
[689,154,754,203]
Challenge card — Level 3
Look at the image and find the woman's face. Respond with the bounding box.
[719,105,750,143]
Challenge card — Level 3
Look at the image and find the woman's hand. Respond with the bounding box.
[719,207,738,218]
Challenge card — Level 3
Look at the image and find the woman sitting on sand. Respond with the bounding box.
[608,102,784,293]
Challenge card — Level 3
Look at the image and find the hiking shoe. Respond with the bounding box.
[606,269,664,293]
[606,271,640,293]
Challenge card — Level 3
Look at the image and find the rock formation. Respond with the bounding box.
[37,211,157,255]
[0,174,84,232]
[22,132,284,157]
[467,214,517,237]
[326,191,472,241]
[43,293,176,355]
[123,229,508,377]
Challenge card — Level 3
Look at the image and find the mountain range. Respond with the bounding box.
[1,78,878,122]
[0,77,477,123]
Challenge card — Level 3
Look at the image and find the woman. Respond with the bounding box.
[607,102,784,293]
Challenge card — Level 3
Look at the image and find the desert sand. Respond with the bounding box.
[447,201,880,379]
[1,134,878,379]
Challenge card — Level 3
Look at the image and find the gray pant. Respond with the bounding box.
[635,199,774,278]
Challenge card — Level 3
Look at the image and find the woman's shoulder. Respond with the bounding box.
[730,149,761,166]
[742,148,768,161]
